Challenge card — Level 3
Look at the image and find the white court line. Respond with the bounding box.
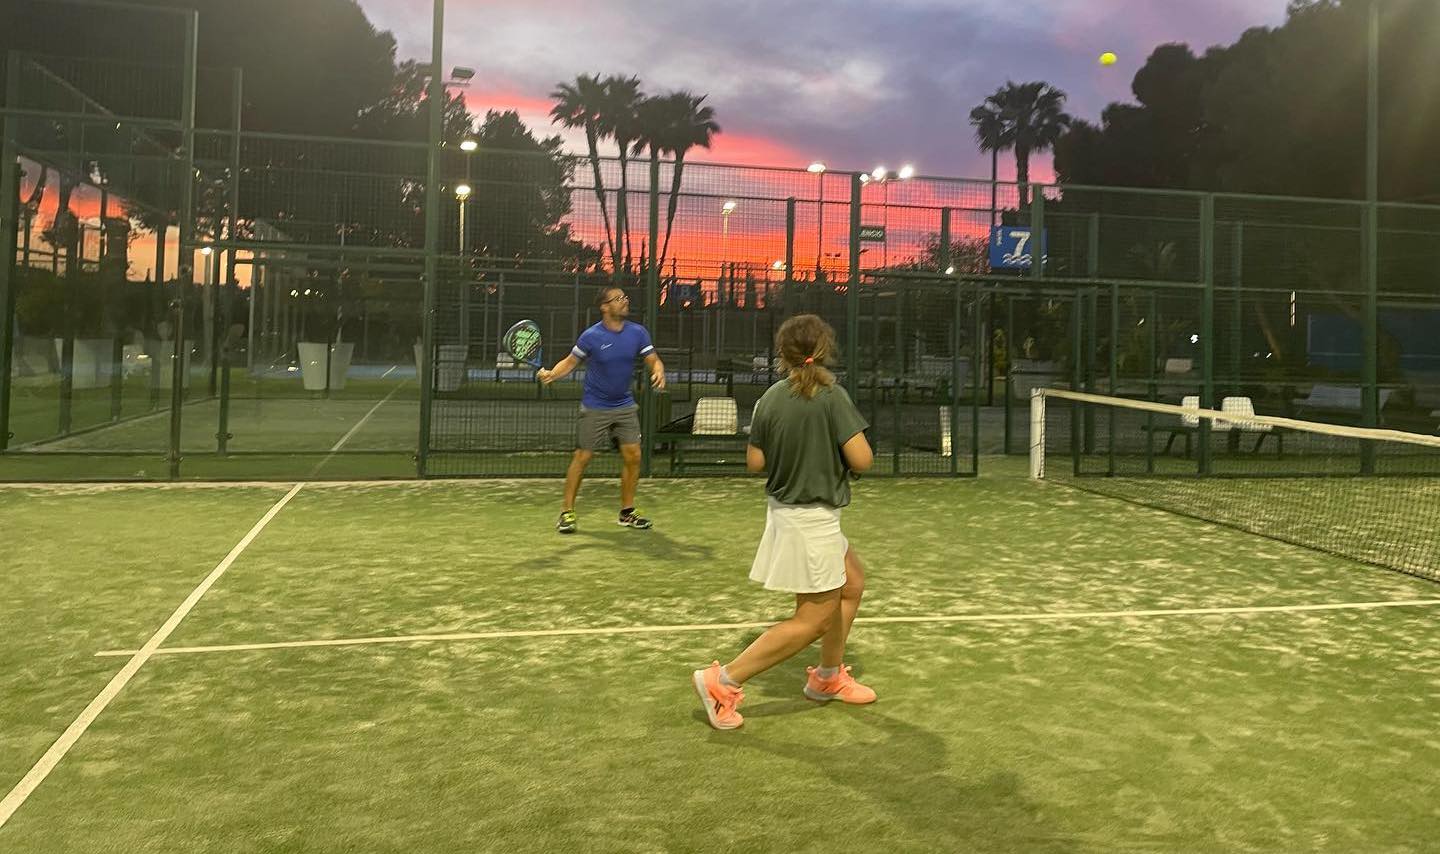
[380,364,398,379]
[326,381,406,454]
[0,482,306,830]
[92,598,1440,659]
[305,380,408,479]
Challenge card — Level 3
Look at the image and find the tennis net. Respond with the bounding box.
[1029,389,1440,583]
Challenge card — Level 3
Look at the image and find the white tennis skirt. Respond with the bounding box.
[748,497,849,594]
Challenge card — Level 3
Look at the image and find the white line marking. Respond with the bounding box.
[305,380,408,479]
[0,482,306,830]
[380,364,398,379]
[328,382,406,454]
[91,598,1440,659]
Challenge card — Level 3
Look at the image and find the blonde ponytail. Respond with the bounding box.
[775,314,838,399]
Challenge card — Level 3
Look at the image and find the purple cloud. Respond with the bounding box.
[362,0,1289,178]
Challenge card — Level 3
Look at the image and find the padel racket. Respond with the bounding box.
[503,319,544,373]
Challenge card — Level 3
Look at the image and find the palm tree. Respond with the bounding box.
[551,74,619,273]
[597,75,644,275]
[39,172,81,271]
[632,92,721,277]
[18,165,48,262]
[972,81,1071,209]
[631,93,672,277]
[968,105,1010,229]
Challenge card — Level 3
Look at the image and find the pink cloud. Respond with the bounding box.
[694,132,811,170]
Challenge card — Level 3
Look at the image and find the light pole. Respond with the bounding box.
[721,199,736,304]
[459,137,485,359]
[459,139,477,259]
[719,200,737,361]
[808,162,826,277]
[863,164,914,270]
[455,181,472,355]
[199,245,215,387]
[455,184,472,252]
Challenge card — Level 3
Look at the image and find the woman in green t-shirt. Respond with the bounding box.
[692,314,877,731]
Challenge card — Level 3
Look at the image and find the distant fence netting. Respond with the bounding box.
[5,1,1440,479]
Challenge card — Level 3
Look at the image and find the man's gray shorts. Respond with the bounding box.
[577,404,641,450]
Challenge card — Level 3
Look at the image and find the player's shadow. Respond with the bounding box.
[511,526,715,573]
[692,682,1079,852]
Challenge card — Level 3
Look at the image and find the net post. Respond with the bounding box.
[1198,194,1215,476]
[1361,203,1378,474]
[1361,0,1379,474]
[1085,286,1097,455]
[1230,221,1244,398]
[1108,280,1118,476]
[1028,388,1045,479]
[1070,292,1081,477]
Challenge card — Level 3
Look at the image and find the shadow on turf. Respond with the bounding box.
[687,641,1079,851]
[512,526,716,572]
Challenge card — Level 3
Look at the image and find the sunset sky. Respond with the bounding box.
[19,1,1295,285]
[367,0,1290,179]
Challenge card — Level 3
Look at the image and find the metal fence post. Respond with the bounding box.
[1198,194,1215,476]
[642,156,659,477]
[0,54,21,452]
[846,173,861,397]
[167,10,200,480]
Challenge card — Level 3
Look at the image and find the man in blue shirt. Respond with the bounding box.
[538,286,666,534]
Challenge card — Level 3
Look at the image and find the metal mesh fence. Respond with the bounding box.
[4,12,1440,479]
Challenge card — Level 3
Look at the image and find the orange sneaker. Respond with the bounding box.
[804,664,877,704]
[692,662,745,730]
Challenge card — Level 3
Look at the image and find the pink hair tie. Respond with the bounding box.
[803,356,815,365]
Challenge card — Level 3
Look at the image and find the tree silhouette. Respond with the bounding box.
[971,82,1071,209]
[1053,1,1440,202]
[632,91,720,276]
[467,110,597,271]
[597,75,643,274]
[551,74,618,273]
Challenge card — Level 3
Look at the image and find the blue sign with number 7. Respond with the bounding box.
[989,226,1047,270]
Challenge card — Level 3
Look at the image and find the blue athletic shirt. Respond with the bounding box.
[572,321,654,409]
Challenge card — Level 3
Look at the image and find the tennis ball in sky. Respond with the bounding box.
[1099,52,1118,66]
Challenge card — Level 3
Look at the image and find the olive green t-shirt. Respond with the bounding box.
[748,380,869,508]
